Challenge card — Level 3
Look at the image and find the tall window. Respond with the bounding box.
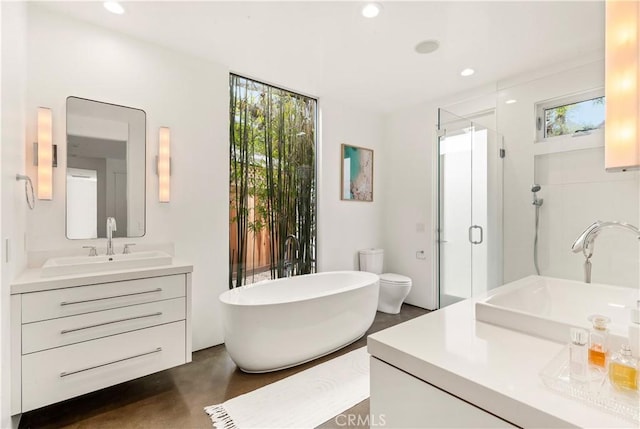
[229,74,317,288]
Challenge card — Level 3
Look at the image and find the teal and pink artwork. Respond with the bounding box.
[341,144,373,201]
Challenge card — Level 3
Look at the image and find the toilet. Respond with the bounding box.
[358,248,412,314]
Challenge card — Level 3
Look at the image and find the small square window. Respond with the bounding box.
[536,89,605,142]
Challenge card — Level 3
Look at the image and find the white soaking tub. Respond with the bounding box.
[219,271,379,372]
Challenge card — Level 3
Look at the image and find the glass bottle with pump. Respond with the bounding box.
[608,344,638,391]
[569,328,589,382]
[588,314,610,369]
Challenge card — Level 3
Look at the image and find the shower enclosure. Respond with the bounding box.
[437,109,504,307]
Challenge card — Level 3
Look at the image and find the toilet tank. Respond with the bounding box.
[359,248,384,274]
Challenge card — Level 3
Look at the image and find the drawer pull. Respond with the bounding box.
[60,347,162,377]
[60,288,163,306]
[60,312,163,334]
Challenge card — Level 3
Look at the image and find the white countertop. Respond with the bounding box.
[367,296,637,428]
[11,261,193,294]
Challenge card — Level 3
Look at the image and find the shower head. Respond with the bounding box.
[531,184,543,206]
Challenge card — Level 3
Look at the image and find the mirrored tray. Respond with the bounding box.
[540,346,639,423]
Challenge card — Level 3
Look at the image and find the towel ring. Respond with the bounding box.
[16,174,35,210]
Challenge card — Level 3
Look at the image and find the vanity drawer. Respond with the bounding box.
[22,297,186,354]
[22,275,185,323]
[22,321,186,412]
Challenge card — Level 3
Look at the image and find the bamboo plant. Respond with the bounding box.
[229,74,317,288]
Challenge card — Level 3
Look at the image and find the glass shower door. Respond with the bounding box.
[437,109,503,308]
[437,110,474,307]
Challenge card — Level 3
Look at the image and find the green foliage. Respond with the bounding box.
[545,105,571,137]
[229,75,317,288]
[545,96,605,138]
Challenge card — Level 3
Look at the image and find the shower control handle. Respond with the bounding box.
[468,225,483,245]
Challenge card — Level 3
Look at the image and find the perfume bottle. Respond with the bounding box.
[608,344,638,391]
[588,314,610,368]
[569,328,589,382]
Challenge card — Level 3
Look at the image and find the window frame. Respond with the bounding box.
[535,88,605,143]
[228,73,319,287]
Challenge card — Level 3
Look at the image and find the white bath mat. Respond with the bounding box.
[204,347,370,429]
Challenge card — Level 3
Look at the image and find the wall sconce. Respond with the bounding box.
[34,107,56,200]
[605,0,640,171]
[157,127,171,202]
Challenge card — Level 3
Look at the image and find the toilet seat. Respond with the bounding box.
[379,273,412,285]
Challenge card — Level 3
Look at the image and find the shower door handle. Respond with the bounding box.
[468,225,483,245]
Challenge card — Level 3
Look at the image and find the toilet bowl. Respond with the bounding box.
[378,273,412,314]
[358,248,412,314]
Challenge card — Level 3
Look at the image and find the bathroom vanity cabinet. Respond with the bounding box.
[368,294,636,428]
[370,357,515,427]
[10,264,192,415]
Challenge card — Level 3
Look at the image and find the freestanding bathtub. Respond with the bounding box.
[219,271,379,372]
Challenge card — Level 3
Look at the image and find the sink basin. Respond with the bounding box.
[475,275,639,345]
[41,251,173,277]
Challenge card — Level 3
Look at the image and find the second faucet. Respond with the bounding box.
[284,235,299,277]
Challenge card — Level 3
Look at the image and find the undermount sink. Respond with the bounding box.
[41,250,173,277]
[475,275,639,345]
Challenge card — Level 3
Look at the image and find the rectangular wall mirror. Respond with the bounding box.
[66,97,146,239]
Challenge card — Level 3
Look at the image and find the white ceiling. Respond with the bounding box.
[38,1,605,113]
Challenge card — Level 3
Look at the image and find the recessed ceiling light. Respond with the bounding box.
[460,68,475,77]
[505,99,517,104]
[414,40,440,54]
[361,3,382,18]
[104,1,125,15]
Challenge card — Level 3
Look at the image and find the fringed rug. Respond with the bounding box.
[204,347,369,429]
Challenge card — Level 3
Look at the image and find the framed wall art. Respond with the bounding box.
[341,144,373,202]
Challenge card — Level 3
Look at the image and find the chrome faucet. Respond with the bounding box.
[283,234,299,278]
[571,220,640,283]
[106,217,117,256]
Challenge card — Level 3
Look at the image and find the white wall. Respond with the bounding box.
[381,102,437,309]
[1,2,28,427]
[23,5,229,351]
[317,98,384,272]
[498,59,640,288]
[534,148,639,286]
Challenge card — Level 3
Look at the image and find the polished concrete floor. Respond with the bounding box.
[19,304,429,429]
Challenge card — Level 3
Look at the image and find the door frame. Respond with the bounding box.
[433,108,501,309]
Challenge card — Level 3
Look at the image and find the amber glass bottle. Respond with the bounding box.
[608,344,638,391]
[587,314,610,369]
